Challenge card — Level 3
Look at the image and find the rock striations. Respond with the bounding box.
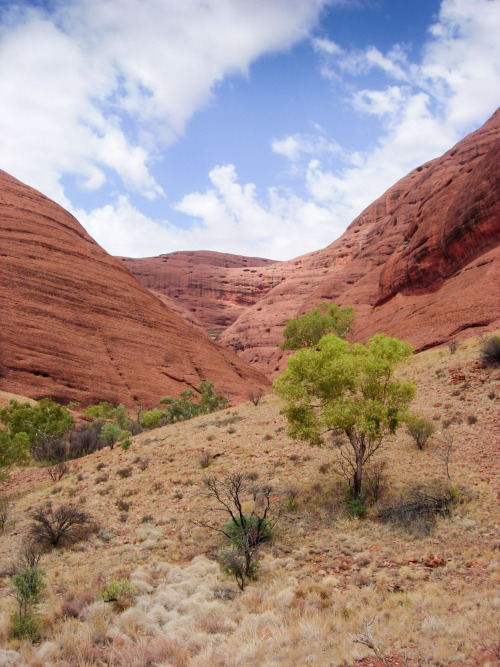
[0,171,269,407]
[218,108,500,376]
[119,251,282,337]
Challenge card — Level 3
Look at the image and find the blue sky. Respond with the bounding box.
[1,0,499,260]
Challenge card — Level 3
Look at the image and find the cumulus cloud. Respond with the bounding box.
[1,0,499,261]
[0,0,330,203]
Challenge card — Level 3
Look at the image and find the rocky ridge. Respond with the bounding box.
[218,109,500,375]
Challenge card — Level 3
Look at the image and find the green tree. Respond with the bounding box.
[0,399,75,461]
[83,402,130,428]
[280,302,355,351]
[0,431,29,483]
[274,333,415,498]
[99,422,129,449]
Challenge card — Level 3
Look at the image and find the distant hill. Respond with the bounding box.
[0,171,269,408]
[119,251,281,338]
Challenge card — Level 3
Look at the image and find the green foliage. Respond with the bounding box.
[99,422,130,449]
[139,407,166,429]
[346,498,367,518]
[280,302,355,350]
[101,579,136,610]
[405,413,436,450]
[11,610,42,641]
[83,401,117,421]
[11,564,45,617]
[120,439,132,451]
[0,399,75,461]
[84,402,130,429]
[10,545,45,641]
[140,381,228,430]
[0,431,29,483]
[274,333,415,498]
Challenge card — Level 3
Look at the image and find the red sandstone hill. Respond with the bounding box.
[0,171,270,408]
[119,251,282,337]
[218,108,500,376]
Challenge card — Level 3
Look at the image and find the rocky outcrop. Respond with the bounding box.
[0,171,270,408]
[119,251,282,336]
[218,109,500,375]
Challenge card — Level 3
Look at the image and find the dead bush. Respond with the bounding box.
[377,487,456,536]
[29,504,97,550]
[47,462,70,482]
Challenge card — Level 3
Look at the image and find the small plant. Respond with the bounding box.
[10,543,45,641]
[195,472,277,590]
[101,578,136,611]
[346,498,367,518]
[349,617,388,666]
[406,414,436,450]
[47,461,70,482]
[363,459,389,506]
[282,487,299,511]
[29,504,96,549]
[448,340,459,355]
[136,456,151,470]
[199,452,212,469]
[480,334,500,366]
[0,497,10,531]
[116,498,130,512]
[95,473,109,484]
[117,466,133,479]
[467,414,478,425]
[120,439,132,451]
[248,389,264,406]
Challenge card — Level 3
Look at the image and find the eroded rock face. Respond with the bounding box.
[218,109,500,376]
[119,251,281,336]
[0,171,270,407]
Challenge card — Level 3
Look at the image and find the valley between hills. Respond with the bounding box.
[0,111,499,666]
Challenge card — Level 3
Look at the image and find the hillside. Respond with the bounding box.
[0,336,498,665]
[219,109,500,376]
[119,251,281,338]
[0,170,269,408]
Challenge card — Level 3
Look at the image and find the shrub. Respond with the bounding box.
[347,498,367,518]
[117,466,133,479]
[29,504,96,549]
[101,578,136,610]
[480,334,500,366]
[362,459,389,506]
[0,398,75,462]
[248,389,264,406]
[377,487,456,535]
[67,419,104,458]
[11,610,42,641]
[120,439,132,451]
[199,452,212,469]
[196,472,276,590]
[10,543,45,641]
[406,414,436,450]
[100,423,129,449]
[47,461,70,482]
[0,497,10,531]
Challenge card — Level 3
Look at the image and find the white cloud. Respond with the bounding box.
[0,0,331,204]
